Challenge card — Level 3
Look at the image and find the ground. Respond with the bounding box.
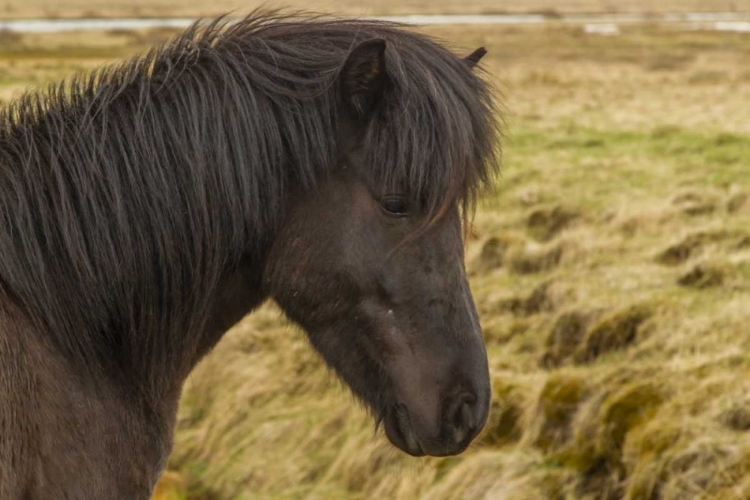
[1,16,749,500]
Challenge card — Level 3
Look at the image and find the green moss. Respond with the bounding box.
[532,374,590,452]
[621,422,686,498]
[597,383,666,462]
[550,383,668,499]
[542,376,589,424]
[482,379,526,446]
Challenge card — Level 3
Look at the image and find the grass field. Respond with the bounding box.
[1,0,750,19]
[1,18,750,500]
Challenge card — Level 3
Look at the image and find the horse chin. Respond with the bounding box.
[383,404,425,457]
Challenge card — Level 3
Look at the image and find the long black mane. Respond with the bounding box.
[0,12,499,382]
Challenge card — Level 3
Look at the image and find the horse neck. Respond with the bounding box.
[0,99,281,404]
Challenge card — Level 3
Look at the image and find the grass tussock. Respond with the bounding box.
[2,20,750,500]
[526,205,582,242]
[506,242,565,275]
[677,262,732,289]
[529,373,590,452]
[573,305,653,364]
[481,378,526,446]
[496,281,554,317]
[656,231,738,266]
[540,311,591,369]
[471,233,525,274]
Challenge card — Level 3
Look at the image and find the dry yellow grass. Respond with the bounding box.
[1,0,750,18]
[2,19,750,500]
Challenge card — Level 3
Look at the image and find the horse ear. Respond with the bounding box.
[464,47,487,69]
[340,39,387,118]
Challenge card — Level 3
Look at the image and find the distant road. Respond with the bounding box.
[2,12,750,33]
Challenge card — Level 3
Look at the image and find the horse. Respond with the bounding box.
[0,11,499,498]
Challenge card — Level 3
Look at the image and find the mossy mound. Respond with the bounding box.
[507,243,564,275]
[719,402,750,432]
[527,205,581,242]
[530,374,590,452]
[597,382,666,463]
[539,310,590,369]
[682,202,716,217]
[656,231,732,266]
[477,236,506,272]
[626,442,750,500]
[677,262,729,289]
[573,305,653,364]
[621,396,750,500]
[497,281,554,317]
[546,380,669,499]
[482,318,530,345]
[658,442,750,499]
[623,421,686,500]
[625,421,686,464]
[671,191,717,217]
[473,235,524,273]
[481,379,527,446]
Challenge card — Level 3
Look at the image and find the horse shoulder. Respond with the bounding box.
[0,292,165,499]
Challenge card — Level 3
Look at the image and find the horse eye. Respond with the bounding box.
[380,196,409,217]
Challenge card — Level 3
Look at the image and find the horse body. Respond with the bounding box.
[0,12,499,498]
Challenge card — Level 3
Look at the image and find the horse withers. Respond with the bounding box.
[0,12,499,498]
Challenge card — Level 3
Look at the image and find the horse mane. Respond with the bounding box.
[0,11,499,383]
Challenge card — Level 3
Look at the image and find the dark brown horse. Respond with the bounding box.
[0,12,499,498]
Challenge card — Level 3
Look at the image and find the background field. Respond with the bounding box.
[1,0,750,19]
[2,7,750,500]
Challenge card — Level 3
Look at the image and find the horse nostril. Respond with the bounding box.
[447,392,478,444]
